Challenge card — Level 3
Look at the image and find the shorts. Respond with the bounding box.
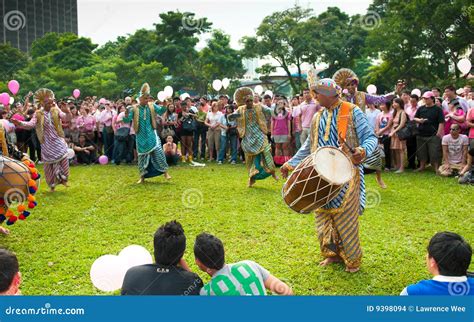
[416,135,441,164]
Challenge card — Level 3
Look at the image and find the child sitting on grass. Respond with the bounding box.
[193,232,293,296]
[401,231,473,295]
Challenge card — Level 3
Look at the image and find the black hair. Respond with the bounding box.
[194,233,225,270]
[410,94,419,101]
[0,248,19,293]
[392,97,404,119]
[200,96,208,102]
[263,94,272,100]
[432,87,441,93]
[302,88,310,93]
[444,85,456,92]
[428,232,472,276]
[153,221,186,266]
[402,90,411,96]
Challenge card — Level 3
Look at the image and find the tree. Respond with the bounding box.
[365,0,473,87]
[0,43,28,81]
[241,5,314,93]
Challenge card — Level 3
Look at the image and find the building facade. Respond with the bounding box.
[1,0,78,53]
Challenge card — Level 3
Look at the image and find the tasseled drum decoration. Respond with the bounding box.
[0,155,40,226]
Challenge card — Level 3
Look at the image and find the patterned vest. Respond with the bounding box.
[133,102,157,133]
[0,122,8,156]
[343,91,366,112]
[310,101,360,153]
[36,108,64,144]
[236,104,268,138]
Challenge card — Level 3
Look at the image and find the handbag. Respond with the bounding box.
[182,116,196,132]
[397,120,418,140]
[115,127,130,142]
[161,126,175,138]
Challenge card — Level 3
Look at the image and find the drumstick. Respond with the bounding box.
[338,133,355,153]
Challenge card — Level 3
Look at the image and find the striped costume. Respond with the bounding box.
[123,103,168,178]
[20,108,69,188]
[235,104,276,181]
[287,100,378,269]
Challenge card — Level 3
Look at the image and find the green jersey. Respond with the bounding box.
[200,260,270,296]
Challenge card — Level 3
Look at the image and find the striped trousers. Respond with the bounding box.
[315,170,362,269]
[44,157,69,188]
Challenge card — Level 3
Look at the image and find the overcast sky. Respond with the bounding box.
[78,0,373,49]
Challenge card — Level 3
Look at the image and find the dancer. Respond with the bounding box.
[123,83,170,184]
[333,68,396,188]
[232,87,277,187]
[281,79,378,273]
[13,89,70,192]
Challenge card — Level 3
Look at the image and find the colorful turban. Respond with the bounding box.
[312,78,341,97]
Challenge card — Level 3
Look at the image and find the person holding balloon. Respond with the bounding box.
[123,83,170,184]
[12,89,72,192]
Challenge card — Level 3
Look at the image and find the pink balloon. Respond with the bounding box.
[0,92,10,105]
[73,89,80,99]
[98,155,109,165]
[7,80,20,95]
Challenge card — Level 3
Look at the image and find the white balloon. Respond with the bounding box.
[457,58,471,75]
[67,148,75,159]
[254,85,264,95]
[119,245,153,270]
[164,86,174,98]
[90,255,128,292]
[411,88,421,97]
[180,93,190,100]
[9,97,14,105]
[212,79,222,91]
[264,90,273,98]
[366,84,377,94]
[157,91,167,102]
[222,78,230,89]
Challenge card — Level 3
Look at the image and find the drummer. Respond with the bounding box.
[281,78,378,273]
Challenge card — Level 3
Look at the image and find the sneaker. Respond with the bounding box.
[218,161,223,165]
[230,160,236,165]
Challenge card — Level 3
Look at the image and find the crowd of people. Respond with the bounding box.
[1,84,473,185]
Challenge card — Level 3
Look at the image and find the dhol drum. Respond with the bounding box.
[282,146,354,214]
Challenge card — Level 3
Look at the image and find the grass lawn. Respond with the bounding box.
[1,162,472,295]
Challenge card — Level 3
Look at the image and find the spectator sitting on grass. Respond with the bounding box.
[401,232,473,295]
[193,232,293,296]
[459,143,474,184]
[0,248,21,295]
[163,135,180,166]
[439,124,469,177]
[73,134,96,165]
[121,221,203,295]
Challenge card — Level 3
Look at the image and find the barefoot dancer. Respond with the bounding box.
[232,87,277,187]
[281,79,378,273]
[123,83,170,184]
[13,89,70,192]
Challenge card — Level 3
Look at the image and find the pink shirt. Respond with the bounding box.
[405,103,418,121]
[99,109,116,127]
[298,100,320,128]
[291,105,302,132]
[272,112,291,136]
[467,108,474,139]
[376,111,393,135]
[116,112,135,135]
[443,109,465,135]
[76,115,96,132]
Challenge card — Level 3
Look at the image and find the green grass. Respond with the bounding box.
[1,162,472,295]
